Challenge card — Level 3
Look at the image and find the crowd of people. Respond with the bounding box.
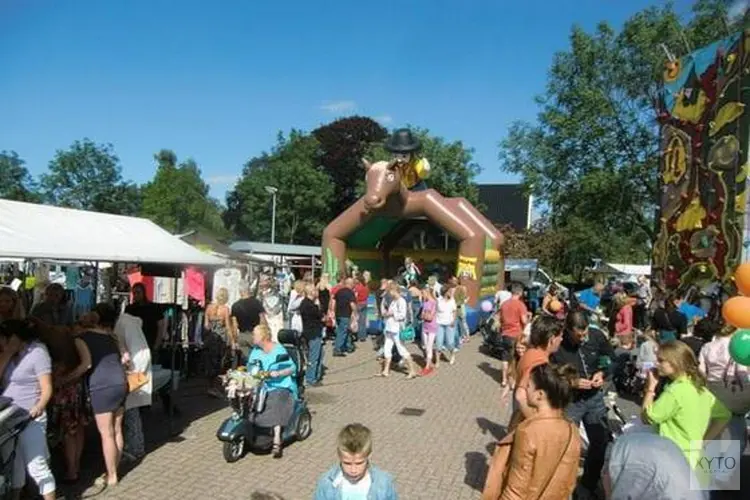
[0,284,159,498]
[2,263,749,499]
[480,276,748,500]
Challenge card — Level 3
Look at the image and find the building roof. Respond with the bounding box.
[229,241,321,257]
[176,230,260,262]
[477,184,530,230]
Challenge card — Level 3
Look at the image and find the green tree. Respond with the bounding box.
[140,150,226,235]
[312,116,388,216]
[0,151,40,202]
[41,139,141,215]
[498,0,733,275]
[224,131,334,245]
[366,127,481,205]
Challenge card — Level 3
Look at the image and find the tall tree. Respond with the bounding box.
[498,0,734,275]
[366,127,482,205]
[225,131,334,245]
[140,149,226,235]
[312,116,388,215]
[41,139,141,215]
[0,151,39,202]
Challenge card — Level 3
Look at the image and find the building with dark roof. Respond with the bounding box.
[477,184,532,230]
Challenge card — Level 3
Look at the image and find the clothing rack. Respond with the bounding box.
[159,304,210,380]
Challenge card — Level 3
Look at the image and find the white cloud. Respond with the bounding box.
[375,115,393,124]
[206,174,239,186]
[319,100,356,113]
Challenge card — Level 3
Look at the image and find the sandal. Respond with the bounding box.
[272,443,283,459]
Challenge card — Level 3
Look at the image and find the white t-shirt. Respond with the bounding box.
[436,297,457,325]
[384,296,407,334]
[337,471,371,500]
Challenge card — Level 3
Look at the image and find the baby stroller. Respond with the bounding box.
[480,308,506,359]
[0,397,30,498]
[612,352,643,398]
[216,329,312,462]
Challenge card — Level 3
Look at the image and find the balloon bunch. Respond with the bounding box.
[722,263,750,366]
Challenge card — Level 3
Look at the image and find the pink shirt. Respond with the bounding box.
[615,305,633,335]
[699,336,749,382]
[421,299,437,334]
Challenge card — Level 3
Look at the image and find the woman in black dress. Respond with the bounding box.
[61,303,127,487]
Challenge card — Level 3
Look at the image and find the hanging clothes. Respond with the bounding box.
[65,266,80,290]
[153,277,173,304]
[73,281,94,320]
[185,267,206,306]
[213,268,241,306]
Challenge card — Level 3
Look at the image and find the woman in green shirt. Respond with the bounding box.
[641,340,731,468]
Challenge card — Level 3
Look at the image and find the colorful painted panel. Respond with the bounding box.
[654,30,750,291]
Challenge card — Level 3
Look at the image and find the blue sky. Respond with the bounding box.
[0,0,693,200]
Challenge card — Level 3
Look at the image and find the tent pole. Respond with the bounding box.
[168,276,178,436]
[93,262,99,303]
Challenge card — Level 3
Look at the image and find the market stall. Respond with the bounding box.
[0,199,225,432]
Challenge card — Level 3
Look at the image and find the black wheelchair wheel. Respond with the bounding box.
[296,409,312,441]
[222,437,245,463]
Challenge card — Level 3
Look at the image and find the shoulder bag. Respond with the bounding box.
[707,360,750,416]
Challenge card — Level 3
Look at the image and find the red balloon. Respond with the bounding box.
[722,296,750,328]
[736,263,750,296]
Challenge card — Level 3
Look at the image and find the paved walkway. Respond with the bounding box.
[85,336,509,500]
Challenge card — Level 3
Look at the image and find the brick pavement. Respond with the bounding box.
[81,336,510,500]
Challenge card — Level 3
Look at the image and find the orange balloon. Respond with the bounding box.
[736,263,750,296]
[549,300,562,312]
[722,296,750,328]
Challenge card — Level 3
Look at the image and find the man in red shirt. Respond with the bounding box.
[499,283,530,386]
[353,276,370,341]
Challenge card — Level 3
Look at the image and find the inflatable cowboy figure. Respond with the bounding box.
[384,128,430,191]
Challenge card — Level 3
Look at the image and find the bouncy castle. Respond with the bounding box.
[321,129,504,309]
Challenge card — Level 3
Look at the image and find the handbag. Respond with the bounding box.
[707,360,750,416]
[127,371,149,393]
[349,314,359,334]
[400,324,415,342]
[482,419,574,500]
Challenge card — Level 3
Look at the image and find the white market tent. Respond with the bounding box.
[0,199,224,266]
[593,262,652,278]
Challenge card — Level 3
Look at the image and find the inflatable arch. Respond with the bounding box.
[321,159,504,307]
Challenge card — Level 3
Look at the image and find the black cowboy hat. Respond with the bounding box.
[384,128,421,153]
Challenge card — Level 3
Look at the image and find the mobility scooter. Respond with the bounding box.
[216,329,312,462]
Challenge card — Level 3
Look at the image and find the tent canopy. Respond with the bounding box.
[0,200,224,266]
[593,262,651,277]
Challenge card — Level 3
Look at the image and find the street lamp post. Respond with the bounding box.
[265,185,278,244]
